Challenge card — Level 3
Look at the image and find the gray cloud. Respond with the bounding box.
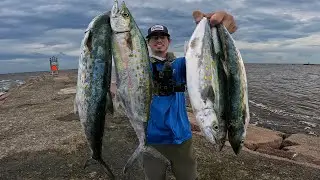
[0,0,320,74]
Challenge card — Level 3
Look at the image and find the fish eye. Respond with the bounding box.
[214,125,219,130]
[122,12,129,17]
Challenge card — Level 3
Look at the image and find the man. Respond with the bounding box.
[142,11,237,180]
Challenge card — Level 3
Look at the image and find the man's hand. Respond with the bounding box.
[192,10,237,34]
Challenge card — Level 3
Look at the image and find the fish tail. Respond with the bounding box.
[113,91,126,117]
[122,145,144,174]
[97,158,116,180]
[218,141,226,151]
[84,158,115,180]
[106,91,114,115]
[73,97,78,115]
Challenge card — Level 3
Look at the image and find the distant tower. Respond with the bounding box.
[49,56,59,75]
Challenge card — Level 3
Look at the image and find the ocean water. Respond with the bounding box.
[246,63,320,136]
[1,65,319,136]
[0,79,25,93]
[0,71,50,94]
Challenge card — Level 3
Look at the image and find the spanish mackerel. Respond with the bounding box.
[110,0,157,174]
[74,12,115,179]
[210,26,228,150]
[217,24,250,154]
[185,17,219,145]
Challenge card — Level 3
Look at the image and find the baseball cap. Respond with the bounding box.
[146,24,170,39]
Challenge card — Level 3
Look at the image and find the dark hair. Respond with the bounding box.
[147,35,171,42]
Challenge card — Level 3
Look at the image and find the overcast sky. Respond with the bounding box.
[1,0,319,74]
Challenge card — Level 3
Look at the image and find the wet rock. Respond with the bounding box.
[0,92,9,101]
[283,133,320,165]
[245,125,284,150]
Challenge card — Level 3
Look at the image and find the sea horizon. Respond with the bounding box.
[1,62,320,76]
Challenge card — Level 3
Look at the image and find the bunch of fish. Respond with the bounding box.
[185,16,250,154]
[74,0,166,179]
[74,0,249,179]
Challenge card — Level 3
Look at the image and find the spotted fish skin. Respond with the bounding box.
[217,24,250,155]
[110,0,154,174]
[185,17,219,145]
[74,12,115,179]
[211,26,228,150]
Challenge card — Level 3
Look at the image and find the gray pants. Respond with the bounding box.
[142,138,198,180]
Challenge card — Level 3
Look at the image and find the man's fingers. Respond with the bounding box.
[210,11,237,33]
[193,10,237,33]
[192,10,205,24]
[209,11,226,26]
[223,15,237,33]
[229,24,238,34]
[204,12,215,19]
[223,19,233,29]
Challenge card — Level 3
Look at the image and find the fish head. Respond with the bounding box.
[228,126,246,155]
[202,126,218,145]
[111,0,132,33]
[196,108,219,145]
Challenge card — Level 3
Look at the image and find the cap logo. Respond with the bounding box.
[151,25,164,32]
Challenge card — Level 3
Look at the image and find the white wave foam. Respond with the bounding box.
[249,100,320,122]
[299,121,317,128]
[0,79,25,92]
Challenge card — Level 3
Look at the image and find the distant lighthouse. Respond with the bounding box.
[49,56,59,75]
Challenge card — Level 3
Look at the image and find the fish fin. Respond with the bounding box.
[123,145,170,175]
[201,85,215,103]
[122,145,144,174]
[144,146,170,165]
[106,91,114,115]
[73,97,78,115]
[97,159,116,180]
[113,90,126,117]
[217,139,226,151]
[84,158,115,180]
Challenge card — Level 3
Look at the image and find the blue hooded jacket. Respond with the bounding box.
[146,53,192,145]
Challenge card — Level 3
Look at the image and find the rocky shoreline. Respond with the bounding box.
[0,70,319,180]
[189,111,320,167]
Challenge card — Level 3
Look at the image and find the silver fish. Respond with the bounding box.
[110,0,153,174]
[185,17,219,145]
[74,12,115,179]
[217,24,250,154]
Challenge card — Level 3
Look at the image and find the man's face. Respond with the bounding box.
[148,33,170,54]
